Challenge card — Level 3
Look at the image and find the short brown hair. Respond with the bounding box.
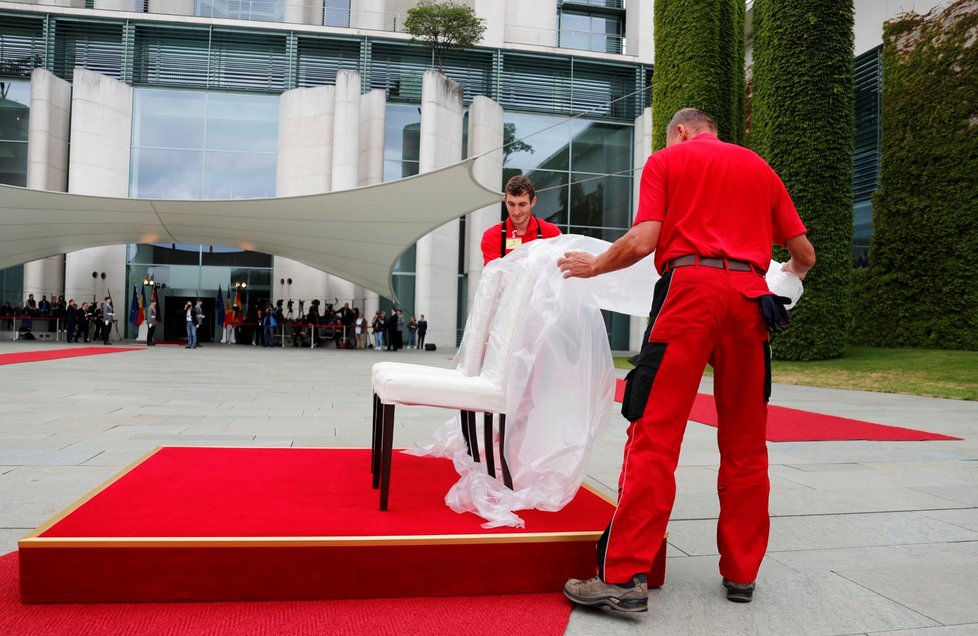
[667,108,718,135]
[505,175,535,201]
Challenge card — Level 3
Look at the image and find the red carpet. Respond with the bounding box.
[0,552,570,636]
[0,347,142,365]
[614,379,960,442]
[20,448,661,603]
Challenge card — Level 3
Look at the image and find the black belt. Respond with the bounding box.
[665,255,762,274]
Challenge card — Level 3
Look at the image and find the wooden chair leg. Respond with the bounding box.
[499,413,513,489]
[483,412,495,477]
[372,393,382,489]
[459,410,472,457]
[466,410,480,463]
[379,403,395,511]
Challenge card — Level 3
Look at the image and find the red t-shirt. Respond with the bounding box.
[481,216,563,265]
[633,133,807,275]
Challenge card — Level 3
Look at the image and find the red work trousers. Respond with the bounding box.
[603,265,771,585]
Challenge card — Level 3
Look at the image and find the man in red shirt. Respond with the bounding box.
[558,108,815,611]
[480,175,562,265]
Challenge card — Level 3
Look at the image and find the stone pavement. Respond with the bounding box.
[1,339,976,635]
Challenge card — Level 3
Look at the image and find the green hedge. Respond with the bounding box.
[651,0,745,150]
[850,1,978,350]
[751,0,855,360]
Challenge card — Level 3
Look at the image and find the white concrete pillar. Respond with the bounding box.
[464,96,503,311]
[147,0,194,16]
[415,70,464,347]
[64,69,132,319]
[326,70,362,308]
[274,85,336,309]
[359,89,387,318]
[23,69,72,303]
[505,0,557,47]
[285,0,325,26]
[629,106,653,353]
[473,0,504,48]
[625,0,654,62]
[353,0,389,30]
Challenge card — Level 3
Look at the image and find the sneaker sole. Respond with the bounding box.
[562,589,648,613]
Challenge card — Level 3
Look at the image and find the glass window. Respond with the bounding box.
[130,88,278,200]
[568,174,631,230]
[570,121,631,175]
[559,10,622,54]
[324,0,351,28]
[132,91,206,149]
[503,114,571,172]
[0,80,30,187]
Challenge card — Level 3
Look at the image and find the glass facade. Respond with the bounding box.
[0,79,28,304]
[127,88,278,340]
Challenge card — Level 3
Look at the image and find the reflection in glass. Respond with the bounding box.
[570,121,631,175]
[325,0,351,27]
[132,91,206,149]
[503,114,570,172]
[203,152,276,199]
[568,174,631,230]
[205,93,279,152]
[132,148,204,199]
[0,80,30,187]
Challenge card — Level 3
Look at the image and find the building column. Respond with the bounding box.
[473,0,505,48]
[23,69,71,304]
[415,70,464,348]
[147,0,194,16]
[359,89,387,319]
[64,69,132,326]
[274,85,335,308]
[285,0,325,26]
[327,70,362,309]
[629,106,653,353]
[352,0,387,30]
[625,0,654,63]
[465,96,503,311]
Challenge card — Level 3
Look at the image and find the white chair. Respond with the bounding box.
[369,268,506,487]
[372,263,535,510]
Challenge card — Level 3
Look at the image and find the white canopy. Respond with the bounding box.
[0,159,501,301]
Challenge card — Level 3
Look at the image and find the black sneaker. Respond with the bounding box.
[723,578,755,603]
[563,574,648,613]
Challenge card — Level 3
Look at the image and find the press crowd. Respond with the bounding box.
[251,300,428,351]
[1,293,116,344]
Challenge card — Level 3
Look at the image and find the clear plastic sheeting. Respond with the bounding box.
[764,260,804,309]
[407,237,803,528]
[406,235,657,528]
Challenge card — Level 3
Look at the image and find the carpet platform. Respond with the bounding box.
[0,346,142,365]
[19,447,666,604]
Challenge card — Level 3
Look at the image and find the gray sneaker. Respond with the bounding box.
[563,574,648,613]
[722,578,755,603]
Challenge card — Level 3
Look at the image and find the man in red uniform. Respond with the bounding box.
[481,175,562,265]
[558,108,815,612]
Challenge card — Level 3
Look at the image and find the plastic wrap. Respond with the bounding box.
[764,260,804,309]
[408,239,803,528]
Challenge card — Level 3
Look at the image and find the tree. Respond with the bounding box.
[751,0,855,360]
[651,0,745,149]
[404,0,486,70]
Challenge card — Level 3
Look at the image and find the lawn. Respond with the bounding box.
[614,346,978,401]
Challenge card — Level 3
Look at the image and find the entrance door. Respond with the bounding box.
[162,296,217,343]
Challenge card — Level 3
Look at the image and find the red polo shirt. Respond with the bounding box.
[481,216,562,265]
[634,133,807,275]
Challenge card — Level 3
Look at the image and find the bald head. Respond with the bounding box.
[665,108,718,147]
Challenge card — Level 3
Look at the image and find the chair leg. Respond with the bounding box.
[466,410,480,463]
[499,414,513,489]
[483,412,495,478]
[372,393,382,489]
[460,410,472,457]
[379,403,395,511]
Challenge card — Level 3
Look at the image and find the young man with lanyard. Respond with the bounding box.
[480,175,562,265]
[558,108,815,612]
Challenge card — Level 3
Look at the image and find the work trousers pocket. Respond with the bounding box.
[621,342,667,422]
[763,340,772,402]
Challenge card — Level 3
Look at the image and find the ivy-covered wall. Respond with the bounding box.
[850,0,978,350]
[751,0,855,360]
[651,0,745,150]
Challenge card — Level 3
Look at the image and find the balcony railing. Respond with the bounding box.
[506,25,624,55]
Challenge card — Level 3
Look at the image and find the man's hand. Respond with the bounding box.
[558,251,597,279]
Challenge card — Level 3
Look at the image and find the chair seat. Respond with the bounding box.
[371,361,460,391]
[374,366,505,414]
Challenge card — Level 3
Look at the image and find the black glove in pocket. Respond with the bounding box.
[758,294,792,333]
[621,342,667,422]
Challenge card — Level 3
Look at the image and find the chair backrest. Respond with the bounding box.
[481,263,535,390]
[457,268,506,376]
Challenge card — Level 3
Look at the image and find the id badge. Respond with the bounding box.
[505,237,522,251]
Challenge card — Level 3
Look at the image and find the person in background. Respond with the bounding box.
[146,300,159,346]
[407,315,418,349]
[416,314,428,351]
[480,175,562,265]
